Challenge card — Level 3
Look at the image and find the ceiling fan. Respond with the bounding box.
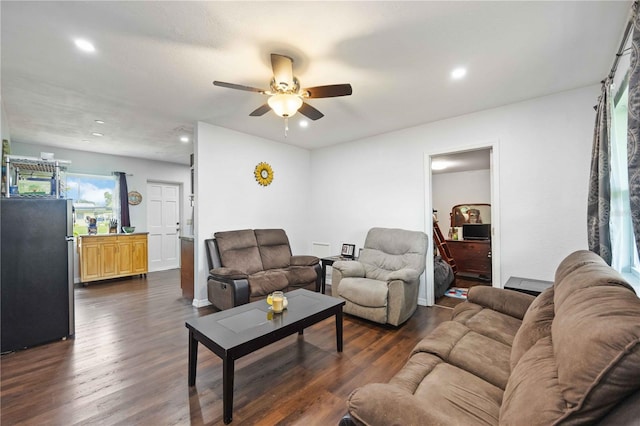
[213,53,352,123]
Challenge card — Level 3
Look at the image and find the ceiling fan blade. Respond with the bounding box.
[304,84,353,98]
[249,103,272,117]
[213,81,266,93]
[298,102,324,121]
[271,54,294,89]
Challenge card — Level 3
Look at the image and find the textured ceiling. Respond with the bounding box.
[1,1,632,165]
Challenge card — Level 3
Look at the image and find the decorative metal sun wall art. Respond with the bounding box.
[254,162,274,186]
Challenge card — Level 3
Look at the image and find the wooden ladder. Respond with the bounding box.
[433,217,458,275]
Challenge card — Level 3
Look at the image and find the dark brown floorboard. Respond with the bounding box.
[1,270,451,425]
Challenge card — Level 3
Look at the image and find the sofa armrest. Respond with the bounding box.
[332,260,365,278]
[386,268,420,283]
[290,255,319,266]
[467,286,536,320]
[208,267,248,281]
[347,383,431,425]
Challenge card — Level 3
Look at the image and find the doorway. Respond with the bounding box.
[147,181,181,271]
[424,143,501,306]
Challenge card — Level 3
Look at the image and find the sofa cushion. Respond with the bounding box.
[338,277,388,308]
[246,270,288,297]
[284,266,318,288]
[510,286,555,369]
[452,303,522,347]
[255,229,292,270]
[551,284,640,423]
[502,261,640,424]
[554,249,605,284]
[500,336,566,424]
[214,229,264,275]
[413,321,511,389]
[348,352,502,425]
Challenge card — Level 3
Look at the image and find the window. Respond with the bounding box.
[610,78,640,285]
[67,173,119,236]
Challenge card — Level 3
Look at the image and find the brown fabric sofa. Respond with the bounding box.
[342,250,640,425]
[205,229,321,310]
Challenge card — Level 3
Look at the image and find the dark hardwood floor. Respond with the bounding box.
[1,270,451,425]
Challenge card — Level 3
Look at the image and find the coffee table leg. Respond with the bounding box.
[336,308,343,352]
[223,356,235,424]
[188,331,198,386]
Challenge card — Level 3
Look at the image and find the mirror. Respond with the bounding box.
[450,203,491,227]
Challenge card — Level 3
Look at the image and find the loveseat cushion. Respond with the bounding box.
[246,270,288,297]
[214,230,264,275]
[284,266,318,287]
[290,255,319,266]
[255,229,292,270]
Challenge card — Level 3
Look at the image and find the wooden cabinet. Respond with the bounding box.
[180,237,194,300]
[446,239,491,281]
[78,233,148,285]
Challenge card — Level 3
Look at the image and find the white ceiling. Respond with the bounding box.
[1,1,631,166]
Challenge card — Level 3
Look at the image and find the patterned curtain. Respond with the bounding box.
[587,80,612,265]
[628,5,640,257]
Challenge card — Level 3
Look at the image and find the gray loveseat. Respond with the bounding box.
[341,250,640,425]
[205,229,321,311]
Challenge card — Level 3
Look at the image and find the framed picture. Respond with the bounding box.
[341,243,356,259]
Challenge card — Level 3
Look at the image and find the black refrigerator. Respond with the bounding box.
[1,198,75,352]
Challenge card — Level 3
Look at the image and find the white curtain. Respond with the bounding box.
[610,84,637,272]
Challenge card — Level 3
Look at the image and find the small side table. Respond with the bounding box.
[504,276,553,296]
[321,256,350,294]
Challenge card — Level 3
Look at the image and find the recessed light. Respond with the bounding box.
[431,161,449,171]
[451,67,467,80]
[94,120,105,124]
[299,120,308,128]
[91,132,103,137]
[180,136,189,143]
[74,38,96,53]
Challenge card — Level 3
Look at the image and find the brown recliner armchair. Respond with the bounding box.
[205,229,321,310]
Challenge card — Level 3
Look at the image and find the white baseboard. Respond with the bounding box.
[192,298,211,308]
[418,297,430,307]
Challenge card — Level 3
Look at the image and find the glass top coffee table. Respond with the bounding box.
[185,289,345,424]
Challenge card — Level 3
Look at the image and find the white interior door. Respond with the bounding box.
[147,182,180,271]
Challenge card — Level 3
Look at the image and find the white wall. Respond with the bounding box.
[1,100,10,144]
[310,85,598,303]
[11,142,191,282]
[194,123,312,305]
[432,169,491,239]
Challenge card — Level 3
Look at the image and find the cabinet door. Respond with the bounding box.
[118,239,133,275]
[100,241,119,278]
[132,236,148,274]
[80,241,101,281]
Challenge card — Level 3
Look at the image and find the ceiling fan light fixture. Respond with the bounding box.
[268,93,303,117]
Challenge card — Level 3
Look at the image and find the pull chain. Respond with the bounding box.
[284,117,289,138]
